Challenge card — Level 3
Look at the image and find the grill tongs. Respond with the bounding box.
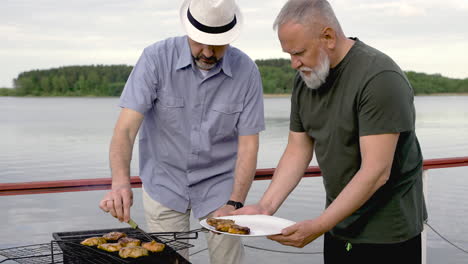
[127,218,155,242]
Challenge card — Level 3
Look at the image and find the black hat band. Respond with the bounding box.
[187,8,237,34]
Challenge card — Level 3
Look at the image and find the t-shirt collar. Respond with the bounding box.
[329,37,360,77]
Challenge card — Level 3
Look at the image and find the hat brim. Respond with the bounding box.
[180,0,243,46]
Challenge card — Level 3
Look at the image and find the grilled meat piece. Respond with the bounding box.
[228,224,250,235]
[207,218,235,231]
[142,240,165,252]
[102,231,127,241]
[206,217,251,235]
[206,218,234,227]
[118,237,141,247]
[119,246,149,258]
[215,222,234,232]
[80,237,107,246]
[97,242,122,252]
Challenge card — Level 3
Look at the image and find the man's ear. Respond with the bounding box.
[321,27,337,50]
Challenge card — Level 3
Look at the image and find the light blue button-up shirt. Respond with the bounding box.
[119,36,265,218]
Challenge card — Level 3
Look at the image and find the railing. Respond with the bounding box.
[0,156,467,264]
[0,157,467,196]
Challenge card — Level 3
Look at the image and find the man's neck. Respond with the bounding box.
[330,38,355,68]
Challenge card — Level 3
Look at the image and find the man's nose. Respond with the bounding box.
[291,56,302,70]
[202,46,214,58]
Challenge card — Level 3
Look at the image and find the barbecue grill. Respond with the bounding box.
[0,227,199,264]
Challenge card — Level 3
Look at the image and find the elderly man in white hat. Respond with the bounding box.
[99,0,264,263]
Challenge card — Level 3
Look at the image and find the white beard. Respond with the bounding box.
[195,59,216,70]
[299,49,330,90]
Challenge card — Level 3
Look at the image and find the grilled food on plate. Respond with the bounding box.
[97,243,122,252]
[80,237,107,246]
[207,218,234,227]
[102,231,127,240]
[142,240,165,252]
[228,224,250,235]
[207,218,235,232]
[119,246,149,258]
[118,237,141,247]
[216,222,233,232]
[206,217,251,235]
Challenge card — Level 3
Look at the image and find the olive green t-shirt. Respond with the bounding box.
[290,39,427,243]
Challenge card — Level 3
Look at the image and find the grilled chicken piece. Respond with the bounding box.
[97,242,122,252]
[206,218,234,227]
[207,218,235,232]
[228,224,250,235]
[206,217,250,234]
[80,237,107,246]
[118,237,141,247]
[216,222,234,232]
[102,231,127,241]
[119,246,149,258]
[142,240,165,252]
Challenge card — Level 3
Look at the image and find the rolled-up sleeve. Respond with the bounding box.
[237,65,265,136]
[119,48,158,114]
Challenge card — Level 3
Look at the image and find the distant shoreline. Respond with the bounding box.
[1,93,468,98]
[416,93,468,96]
[7,62,468,96]
[262,93,468,98]
[264,93,291,98]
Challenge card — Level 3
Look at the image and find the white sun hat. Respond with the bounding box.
[180,0,243,46]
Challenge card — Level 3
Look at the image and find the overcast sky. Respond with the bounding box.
[1,0,467,87]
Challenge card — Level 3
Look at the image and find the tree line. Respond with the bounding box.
[1,59,467,96]
[1,65,132,97]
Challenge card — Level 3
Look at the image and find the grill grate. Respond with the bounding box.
[0,243,63,264]
[0,228,197,264]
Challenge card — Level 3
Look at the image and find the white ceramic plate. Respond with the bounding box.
[199,215,296,237]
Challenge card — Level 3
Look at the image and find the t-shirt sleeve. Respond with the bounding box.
[358,71,415,136]
[237,64,266,136]
[119,48,158,114]
[290,73,305,132]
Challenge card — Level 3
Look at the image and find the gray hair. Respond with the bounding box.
[273,0,343,34]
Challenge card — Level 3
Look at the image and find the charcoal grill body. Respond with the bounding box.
[52,227,192,264]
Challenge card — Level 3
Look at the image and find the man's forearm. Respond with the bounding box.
[109,132,134,186]
[108,108,143,187]
[229,134,259,203]
[257,131,314,214]
[259,140,313,214]
[317,133,398,232]
[316,167,391,232]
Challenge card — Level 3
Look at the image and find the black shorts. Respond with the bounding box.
[324,232,422,264]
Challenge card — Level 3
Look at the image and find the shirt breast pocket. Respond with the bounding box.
[155,93,185,129]
[210,103,243,137]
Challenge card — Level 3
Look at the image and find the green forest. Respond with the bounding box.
[1,59,467,96]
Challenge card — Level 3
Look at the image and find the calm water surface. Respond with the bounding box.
[1,96,467,263]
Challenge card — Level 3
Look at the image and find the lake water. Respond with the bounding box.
[1,96,467,264]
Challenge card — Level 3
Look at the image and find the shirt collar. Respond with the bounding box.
[220,48,233,78]
[175,36,193,70]
[175,36,233,78]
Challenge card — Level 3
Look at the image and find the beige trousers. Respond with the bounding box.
[142,188,245,264]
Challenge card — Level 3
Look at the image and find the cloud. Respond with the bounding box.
[358,2,426,17]
[0,0,467,87]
